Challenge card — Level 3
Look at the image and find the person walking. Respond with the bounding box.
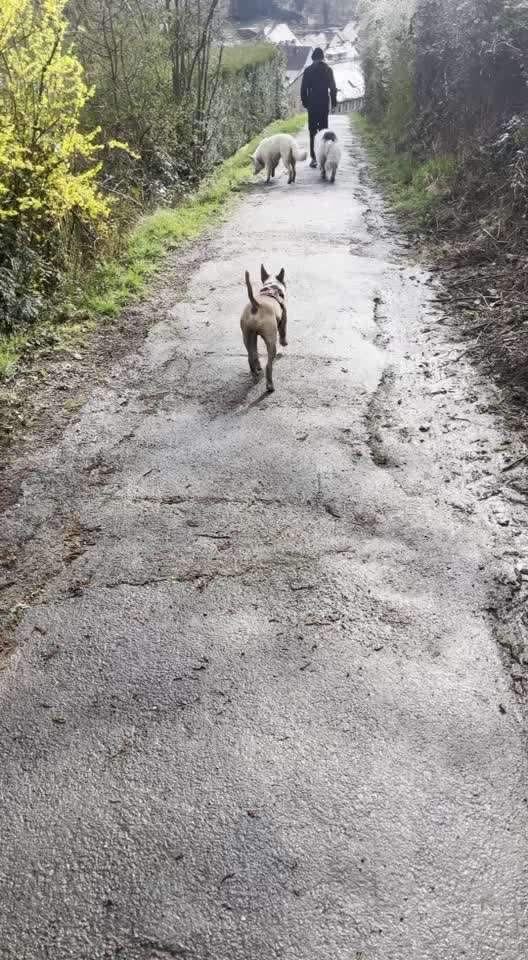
[301,47,337,168]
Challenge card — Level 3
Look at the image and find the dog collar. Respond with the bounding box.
[259,285,285,307]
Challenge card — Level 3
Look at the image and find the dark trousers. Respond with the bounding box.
[308,110,329,160]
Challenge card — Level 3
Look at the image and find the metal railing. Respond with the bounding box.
[287,87,364,118]
[333,96,364,114]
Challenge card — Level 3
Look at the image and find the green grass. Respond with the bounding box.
[0,336,25,380]
[0,317,97,385]
[85,113,306,318]
[220,43,279,75]
[0,113,306,379]
[352,114,457,228]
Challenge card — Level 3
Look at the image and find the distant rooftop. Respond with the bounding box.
[342,21,359,43]
[303,32,327,48]
[237,27,259,41]
[279,43,312,74]
[264,22,299,45]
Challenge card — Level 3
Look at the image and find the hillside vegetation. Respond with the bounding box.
[357,0,528,394]
[0,0,286,362]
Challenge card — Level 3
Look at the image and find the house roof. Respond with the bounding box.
[264,22,299,45]
[327,31,347,51]
[279,44,312,75]
[237,27,259,41]
[342,21,359,43]
[303,32,327,48]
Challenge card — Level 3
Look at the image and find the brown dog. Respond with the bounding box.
[240,265,287,392]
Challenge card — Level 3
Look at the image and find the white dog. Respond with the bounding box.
[251,133,307,185]
[317,130,342,183]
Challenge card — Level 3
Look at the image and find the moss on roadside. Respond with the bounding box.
[0,337,24,381]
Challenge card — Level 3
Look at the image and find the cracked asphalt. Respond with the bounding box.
[1,117,528,959]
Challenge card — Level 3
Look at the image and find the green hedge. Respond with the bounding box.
[209,44,287,164]
[220,43,280,75]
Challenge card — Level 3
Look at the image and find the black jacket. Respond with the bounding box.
[301,60,337,112]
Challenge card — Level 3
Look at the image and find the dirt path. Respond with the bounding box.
[1,117,527,960]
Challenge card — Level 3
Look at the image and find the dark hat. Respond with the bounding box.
[312,47,324,60]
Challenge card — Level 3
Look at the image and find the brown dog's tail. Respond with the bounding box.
[245,271,258,314]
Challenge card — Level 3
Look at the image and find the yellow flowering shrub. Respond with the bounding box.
[0,0,109,237]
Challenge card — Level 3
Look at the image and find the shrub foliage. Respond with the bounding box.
[357,0,528,390]
[0,0,110,333]
[0,0,287,339]
[358,0,528,152]
[357,0,528,225]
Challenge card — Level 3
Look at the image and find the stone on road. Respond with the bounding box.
[1,118,527,959]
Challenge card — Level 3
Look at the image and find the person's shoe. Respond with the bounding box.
[309,159,317,168]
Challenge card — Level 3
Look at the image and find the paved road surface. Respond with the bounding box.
[1,117,527,959]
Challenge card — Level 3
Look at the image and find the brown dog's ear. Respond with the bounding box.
[261,264,270,283]
[276,268,285,284]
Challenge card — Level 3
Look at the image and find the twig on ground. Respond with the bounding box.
[501,453,528,473]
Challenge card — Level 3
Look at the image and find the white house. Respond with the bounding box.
[263,22,300,45]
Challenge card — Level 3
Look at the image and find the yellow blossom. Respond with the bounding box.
[0,0,111,235]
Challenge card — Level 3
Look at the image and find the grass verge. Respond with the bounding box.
[0,113,306,380]
[352,114,457,229]
[86,113,305,318]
